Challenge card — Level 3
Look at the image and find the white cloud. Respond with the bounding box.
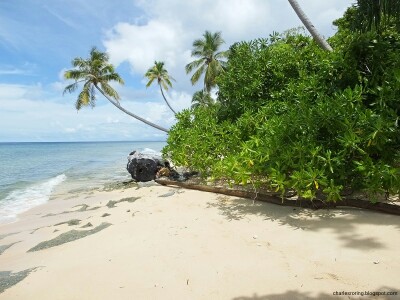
[103,0,351,100]
[166,90,192,112]
[104,20,184,74]
[0,68,30,76]
[0,83,43,101]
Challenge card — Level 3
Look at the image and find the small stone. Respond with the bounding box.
[101,213,111,217]
[253,235,258,239]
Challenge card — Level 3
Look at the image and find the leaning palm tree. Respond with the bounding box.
[63,47,169,133]
[191,90,214,109]
[185,31,229,93]
[145,61,177,115]
[288,0,333,51]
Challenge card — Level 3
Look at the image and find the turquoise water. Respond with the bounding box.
[0,141,166,223]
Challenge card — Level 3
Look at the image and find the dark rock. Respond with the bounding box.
[127,150,167,182]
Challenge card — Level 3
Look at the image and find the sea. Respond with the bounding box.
[0,141,166,224]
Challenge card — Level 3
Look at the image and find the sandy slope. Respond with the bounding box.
[0,183,399,299]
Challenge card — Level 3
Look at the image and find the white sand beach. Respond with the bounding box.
[0,183,399,299]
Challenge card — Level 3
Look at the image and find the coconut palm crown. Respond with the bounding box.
[63,47,169,133]
[191,90,214,109]
[63,47,124,110]
[145,61,177,115]
[185,31,229,93]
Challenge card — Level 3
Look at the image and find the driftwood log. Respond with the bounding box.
[155,178,400,216]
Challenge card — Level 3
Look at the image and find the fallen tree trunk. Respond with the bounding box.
[155,178,400,216]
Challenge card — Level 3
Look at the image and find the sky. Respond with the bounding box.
[0,0,352,142]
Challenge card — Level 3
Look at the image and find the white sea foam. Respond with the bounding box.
[0,174,66,224]
[141,148,162,156]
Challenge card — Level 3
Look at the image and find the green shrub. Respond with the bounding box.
[163,13,400,201]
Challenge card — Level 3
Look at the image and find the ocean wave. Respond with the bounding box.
[0,174,66,224]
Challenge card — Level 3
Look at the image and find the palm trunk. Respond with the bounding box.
[159,85,177,115]
[288,0,333,52]
[156,178,400,216]
[95,85,169,133]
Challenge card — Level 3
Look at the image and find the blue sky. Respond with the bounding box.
[0,0,352,142]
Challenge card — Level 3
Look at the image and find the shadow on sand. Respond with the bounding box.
[207,196,400,251]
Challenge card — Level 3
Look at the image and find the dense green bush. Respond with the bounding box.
[163,8,400,202]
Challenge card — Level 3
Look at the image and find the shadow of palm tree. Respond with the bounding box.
[207,196,400,250]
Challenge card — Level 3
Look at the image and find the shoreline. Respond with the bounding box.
[0,181,399,299]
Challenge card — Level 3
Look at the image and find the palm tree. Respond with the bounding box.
[63,47,169,133]
[191,90,214,109]
[185,31,229,93]
[288,0,333,51]
[145,61,177,115]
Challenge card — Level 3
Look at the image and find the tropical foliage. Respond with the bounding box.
[351,0,400,33]
[164,6,400,202]
[185,31,229,92]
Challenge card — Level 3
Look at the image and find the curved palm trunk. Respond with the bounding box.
[288,0,333,51]
[95,85,169,133]
[159,85,177,115]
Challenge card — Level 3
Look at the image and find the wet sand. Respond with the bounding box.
[0,182,399,299]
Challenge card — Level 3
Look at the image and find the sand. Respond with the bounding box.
[0,182,399,299]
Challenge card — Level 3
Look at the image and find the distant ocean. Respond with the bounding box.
[0,141,166,224]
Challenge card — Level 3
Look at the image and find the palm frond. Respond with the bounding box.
[191,90,214,109]
[100,82,120,101]
[160,80,168,91]
[76,83,91,110]
[103,73,125,85]
[63,82,78,95]
[146,77,156,88]
[215,50,230,60]
[64,69,87,81]
[186,31,228,90]
[185,58,205,74]
[191,64,206,86]
[72,57,86,68]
